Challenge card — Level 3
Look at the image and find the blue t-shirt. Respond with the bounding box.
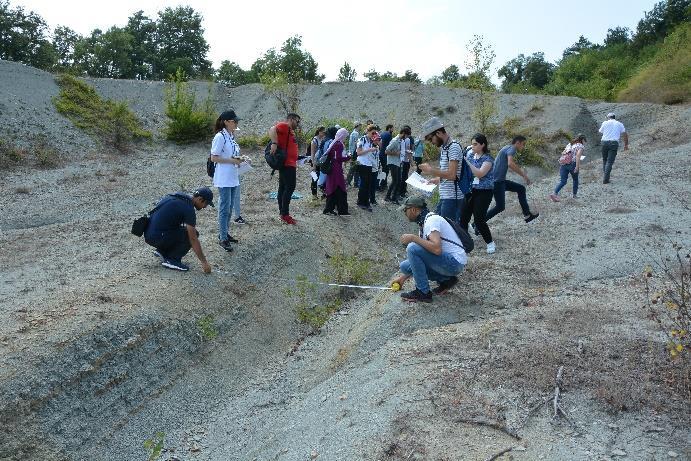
[145,193,196,239]
[379,130,392,156]
[466,152,495,190]
[493,144,516,182]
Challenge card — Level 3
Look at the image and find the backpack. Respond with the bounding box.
[206,156,215,178]
[264,141,286,176]
[422,212,474,254]
[318,148,333,174]
[317,138,331,162]
[558,143,574,165]
[444,140,473,196]
[131,193,190,237]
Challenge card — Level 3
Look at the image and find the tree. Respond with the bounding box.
[52,26,81,69]
[562,35,597,59]
[0,1,56,70]
[154,6,211,79]
[251,36,324,83]
[400,69,421,83]
[73,27,134,78]
[604,26,631,46]
[440,65,460,84]
[217,60,257,86]
[338,62,356,82]
[363,69,380,81]
[261,71,301,114]
[465,35,497,133]
[632,0,691,50]
[498,52,555,92]
[125,11,157,79]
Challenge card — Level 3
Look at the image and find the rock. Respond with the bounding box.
[612,449,627,456]
[667,451,678,458]
[310,450,319,459]
[514,446,526,451]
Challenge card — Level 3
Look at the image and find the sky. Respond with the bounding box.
[13,0,659,82]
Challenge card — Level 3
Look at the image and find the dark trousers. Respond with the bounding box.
[369,171,379,203]
[324,187,349,214]
[310,165,321,196]
[386,164,401,201]
[460,188,494,244]
[414,157,423,174]
[378,153,388,188]
[399,161,411,195]
[346,157,359,186]
[146,227,191,261]
[356,165,372,206]
[278,166,297,216]
[601,141,618,182]
[486,179,531,221]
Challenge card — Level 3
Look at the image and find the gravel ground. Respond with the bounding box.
[1,59,690,460]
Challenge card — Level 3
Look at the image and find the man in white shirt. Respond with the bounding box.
[392,196,467,303]
[598,112,629,184]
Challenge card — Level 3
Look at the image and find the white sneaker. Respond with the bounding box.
[486,242,496,254]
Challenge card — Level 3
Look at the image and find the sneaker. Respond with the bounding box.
[471,222,480,236]
[549,193,560,202]
[161,258,189,271]
[401,288,433,303]
[524,213,539,223]
[226,234,239,243]
[285,215,297,225]
[486,241,496,254]
[338,212,351,216]
[234,216,247,225]
[153,250,163,260]
[280,215,292,224]
[323,210,337,216]
[218,239,233,252]
[433,276,459,295]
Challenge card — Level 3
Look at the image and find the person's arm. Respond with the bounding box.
[419,160,458,180]
[186,224,211,273]
[211,154,242,165]
[574,147,583,173]
[622,131,629,150]
[508,156,531,185]
[310,140,318,169]
[466,159,492,178]
[400,230,442,255]
[268,126,278,154]
[356,142,376,156]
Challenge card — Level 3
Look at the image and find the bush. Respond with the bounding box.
[422,140,440,162]
[235,134,270,149]
[34,135,60,168]
[0,136,60,170]
[0,138,27,169]
[53,74,151,152]
[163,68,216,143]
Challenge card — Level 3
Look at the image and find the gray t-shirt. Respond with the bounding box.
[493,144,516,182]
[439,140,463,199]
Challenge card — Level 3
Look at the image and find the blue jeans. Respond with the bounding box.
[486,179,531,221]
[554,164,578,196]
[399,242,464,293]
[233,182,241,216]
[218,186,239,241]
[436,198,464,224]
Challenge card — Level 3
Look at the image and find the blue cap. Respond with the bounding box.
[193,187,214,207]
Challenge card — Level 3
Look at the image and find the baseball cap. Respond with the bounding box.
[607,112,615,118]
[220,110,240,122]
[399,195,427,211]
[420,117,444,139]
[193,187,215,207]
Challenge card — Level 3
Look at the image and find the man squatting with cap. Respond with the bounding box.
[599,112,629,184]
[391,196,467,303]
[144,187,214,273]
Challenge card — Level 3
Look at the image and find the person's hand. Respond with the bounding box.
[391,275,408,288]
[400,234,415,245]
[201,261,212,274]
[370,147,378,153]
[525,176,532,186]
[270,143,277,154]
[419,163,432,174]
[573,166,579,174]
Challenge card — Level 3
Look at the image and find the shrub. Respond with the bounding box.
[0,139,27,169]
[34,135,60,168]
[53,74,151,152]
[236,134,270,149]
[422,141,440,162]
[163,68,216,144]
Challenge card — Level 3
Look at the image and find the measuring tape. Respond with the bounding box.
[220,272,402,292]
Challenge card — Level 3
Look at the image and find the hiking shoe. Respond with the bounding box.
[285,215,297,225]
[549,193,560,202]
[338,212,351,216]
[401,288,433,303]
[487,241,496,254]
[226,234,239,243]
[218,239,233,252]
[524,213,539,223]
[471,222,480,236]
[323,210,337,216]
[234,216,247,225]
[153,250,163,260]
[433,276,459,295]
[161,258,189,271]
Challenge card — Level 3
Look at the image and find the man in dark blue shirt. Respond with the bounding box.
[378,124,394,191]
[144,187,214,273]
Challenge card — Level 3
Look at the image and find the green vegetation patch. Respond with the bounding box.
[53,74,151,152]
[0,135,60,170]
[164,68,216,144]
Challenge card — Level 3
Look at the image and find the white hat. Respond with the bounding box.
[607,112,615,118]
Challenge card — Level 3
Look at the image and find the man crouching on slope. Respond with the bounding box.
[391,196,467,303]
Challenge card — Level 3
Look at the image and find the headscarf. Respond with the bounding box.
[324,128,350,157]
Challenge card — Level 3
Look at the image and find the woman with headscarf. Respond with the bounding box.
[323,128,351,216]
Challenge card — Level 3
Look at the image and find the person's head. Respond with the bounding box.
[286,113,301,130]
[572,133,587,144]
[511,135,527,151]
[471,133,489,154]
[366,124,378,141]
[215,110,240,134]
[192,187,214,210]
[386,124,394,133]
[399,126,411,138]
[366,119,374,125]
[401,196,427,222]
[607,112,616,119]
[326,126,338,140]
[420,116,447,147]
[335,127,349,144]
[314,126,326,138]
[353,121,362,131]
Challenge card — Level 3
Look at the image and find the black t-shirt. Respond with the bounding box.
[145,193,196,238]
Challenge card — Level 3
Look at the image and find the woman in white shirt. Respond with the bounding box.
[211,110,243,252]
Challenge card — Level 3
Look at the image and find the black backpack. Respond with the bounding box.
[206,156,215,178]
[318,146,334,174]
[422,212,475,254]
[264,140,286,176]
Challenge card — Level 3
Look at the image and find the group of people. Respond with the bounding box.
[138,109,629,296]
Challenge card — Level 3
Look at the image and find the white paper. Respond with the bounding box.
[310,171,318,181]
[377,171,386,180]
[298,157,309,165]
[405,172,437,194]
[237,162,253,176]
[580,155,586,161]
